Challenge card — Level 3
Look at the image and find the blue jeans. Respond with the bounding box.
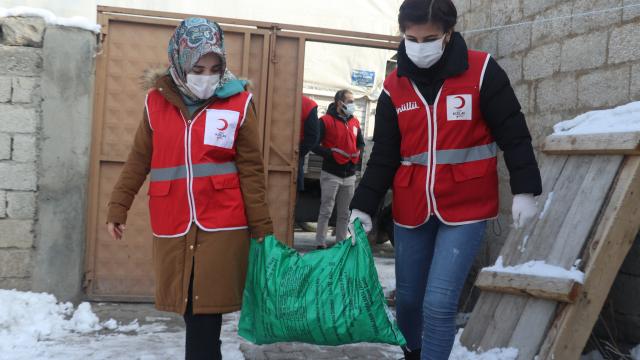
[395,217,486,360]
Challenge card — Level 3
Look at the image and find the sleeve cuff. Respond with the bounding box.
[106,204,128,225]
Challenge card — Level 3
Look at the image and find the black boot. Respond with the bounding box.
[400,348,421,360]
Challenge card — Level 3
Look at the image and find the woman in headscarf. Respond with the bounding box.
[106,18,272,359]
[349,0,542,359]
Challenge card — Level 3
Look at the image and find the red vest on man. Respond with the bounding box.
[145,89,251,237]
[300,96,317,140]
[320,113,361,165]
[384,50,498,227]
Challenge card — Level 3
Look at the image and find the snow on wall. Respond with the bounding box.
[553,101,640,135]
[0,6,100,33]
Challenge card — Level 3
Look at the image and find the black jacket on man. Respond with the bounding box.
[350,32,542,217]
[312,103,366,178]
[300,105,320,157]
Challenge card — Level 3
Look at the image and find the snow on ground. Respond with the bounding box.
[374,256,396,297]
[632,344,640,360]
[0,247,529,360]
[581,350,605,360]
[0,6,100,33]
[0,289,246,360]
[553,101,640,135]
[449,331,518,360]
[484,256,585,283]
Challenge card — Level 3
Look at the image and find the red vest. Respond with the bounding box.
[320,113,361,165]
[384,50,499,227]
[300,96,317,140]
[145,89,251,237]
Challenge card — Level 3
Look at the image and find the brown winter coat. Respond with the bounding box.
[106,71,273,315]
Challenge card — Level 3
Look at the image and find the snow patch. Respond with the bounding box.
[0,6,100,33]
[0,289,172,354]
[631,344,640,360]
[484,256,585,284]
[101,318,118,331]
[519,235,530,253]
[581,350,605,360]
[450,330,519,359]
[116,319,140,333]
[374,257,396,297]
[67,302,101,333]
[539,192,554,220]
[553,101,640,135]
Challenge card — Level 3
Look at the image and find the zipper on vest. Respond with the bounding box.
[429,87,444,220]
[410,81,434,218]
[181,109,208,224]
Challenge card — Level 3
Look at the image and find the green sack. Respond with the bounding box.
[238,220,406,346]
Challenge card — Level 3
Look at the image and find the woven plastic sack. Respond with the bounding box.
[238,220,406,346]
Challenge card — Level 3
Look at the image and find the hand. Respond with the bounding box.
[107,222,126,240]
[256,237,264,243]
[512,194,537,229]
[348,209,373,245]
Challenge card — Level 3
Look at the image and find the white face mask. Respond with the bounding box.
[342,103,356,116]
[404,36,446,69]
[186,73,221,100]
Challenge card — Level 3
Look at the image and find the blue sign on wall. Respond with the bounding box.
[351,69,375,87]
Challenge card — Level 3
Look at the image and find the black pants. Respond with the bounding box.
[183,271,223,360]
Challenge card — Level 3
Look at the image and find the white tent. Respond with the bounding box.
[3,0,401,96]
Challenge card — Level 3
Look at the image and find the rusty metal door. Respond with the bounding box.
[85,7,399,301]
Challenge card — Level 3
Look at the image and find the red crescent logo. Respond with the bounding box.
[454,96,466,109]
[217,118,229,131]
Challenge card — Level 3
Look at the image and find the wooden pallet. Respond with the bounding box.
[460,132,640,360]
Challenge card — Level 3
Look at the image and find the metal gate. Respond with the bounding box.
[85,6,399,301]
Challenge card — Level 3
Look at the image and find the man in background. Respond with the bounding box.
[312,90,365,249]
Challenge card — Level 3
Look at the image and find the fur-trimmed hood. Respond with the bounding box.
[141,67,169,91]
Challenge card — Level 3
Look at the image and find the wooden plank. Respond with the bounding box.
[473,156,599,350]
[547,156,624,266]
[539,156,640,360]
[475,271,583,303]
[97,5,401,42]
[463,155,624,355]
[461,155,568,348]
[84,12,111,295]
[507,299,557,360]
[502,156,622,359]
[542,132,640,155]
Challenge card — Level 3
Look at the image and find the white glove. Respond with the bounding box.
[348,209,373,245]
[512,194,537,229]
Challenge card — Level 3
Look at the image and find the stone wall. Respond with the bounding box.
[452,0,640,262]
[0,16,96,302]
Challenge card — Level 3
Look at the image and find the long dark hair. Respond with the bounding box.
[398,0,458,33]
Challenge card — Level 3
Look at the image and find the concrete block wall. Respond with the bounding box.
[0,16,96,301]
[452,0,640,262]
[0,16,45,291]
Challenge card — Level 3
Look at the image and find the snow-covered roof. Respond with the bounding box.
[0,6,101,33]
[553,101,640,135]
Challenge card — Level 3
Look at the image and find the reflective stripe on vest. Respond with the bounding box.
[331,147,360,159]
[401,142,497,166]
[150,162,238,181]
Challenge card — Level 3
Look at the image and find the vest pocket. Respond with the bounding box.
[393,165,414,187]
[451,160,490,182]
[147,181,171,196]
[210,174,240,189]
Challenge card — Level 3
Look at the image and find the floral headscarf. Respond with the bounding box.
[167,17,238,100]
